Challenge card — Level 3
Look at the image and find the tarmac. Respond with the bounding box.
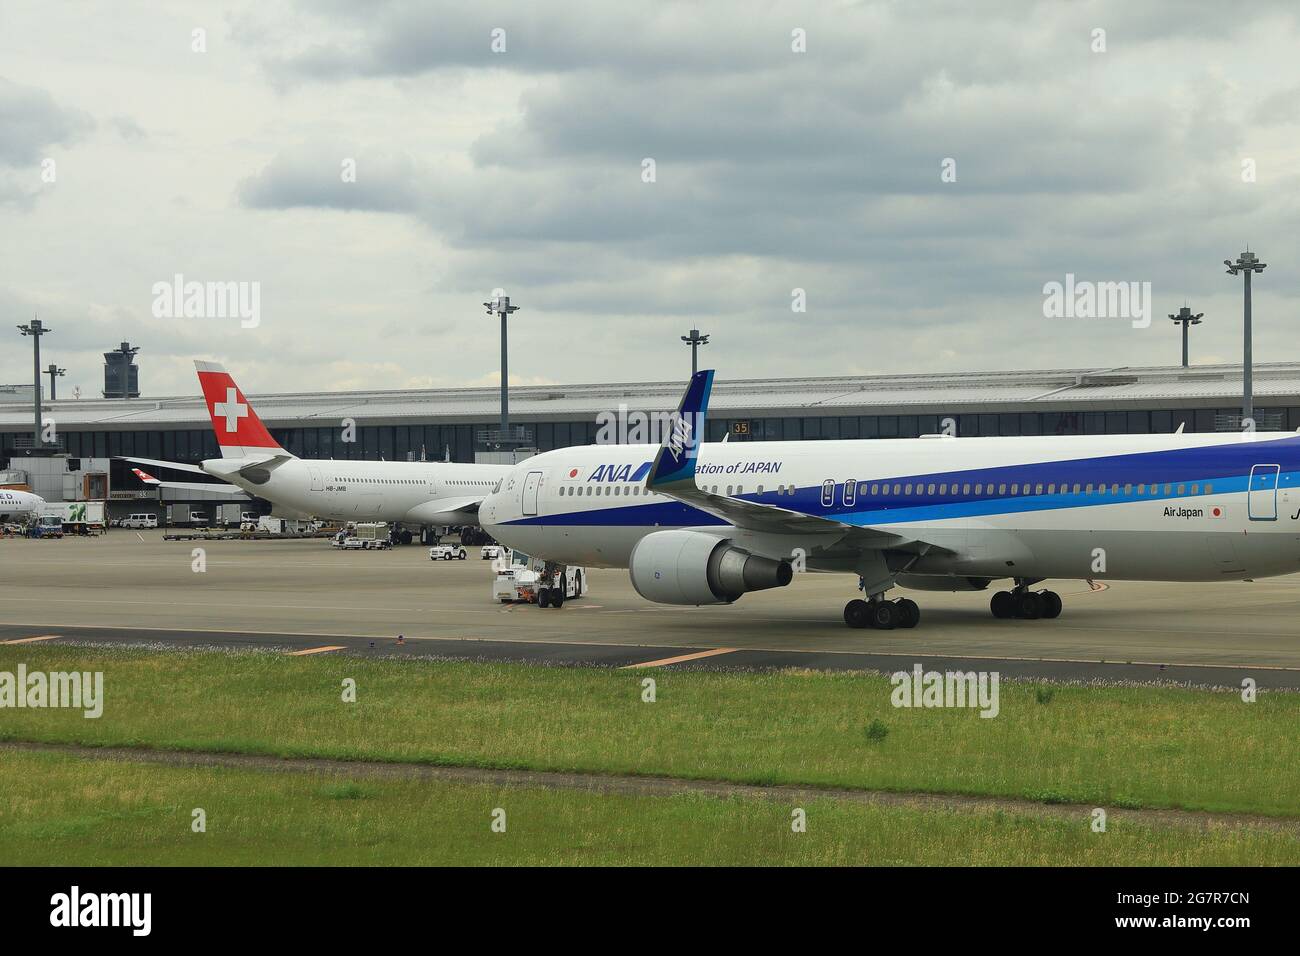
[2,530,1298,688]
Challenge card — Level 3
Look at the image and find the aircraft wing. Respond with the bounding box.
[644,370,947,554]
[129,467,246,496]
[403,496,483,524]
[117,456,208,475]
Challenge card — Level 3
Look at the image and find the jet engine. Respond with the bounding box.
[628,529,793,605]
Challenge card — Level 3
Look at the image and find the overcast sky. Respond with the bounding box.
[3,1,1298,399]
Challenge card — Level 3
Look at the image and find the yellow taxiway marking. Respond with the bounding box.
[286,645,347,656]
[622,647,739,669]
[0,635,61,645]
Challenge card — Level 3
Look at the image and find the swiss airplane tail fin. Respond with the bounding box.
[194,360,292,460]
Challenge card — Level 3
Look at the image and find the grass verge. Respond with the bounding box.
[3,749,1297,865]
[0,645,1296,817]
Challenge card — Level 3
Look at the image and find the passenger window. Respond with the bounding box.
[1010,484,1018,495]
[1035,483,1043,495]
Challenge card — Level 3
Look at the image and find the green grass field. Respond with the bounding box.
[1,645,1297,818]
[3,749,1296,865]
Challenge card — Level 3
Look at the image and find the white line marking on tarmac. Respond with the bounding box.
[286,645,346,656]
[0,635,61,644]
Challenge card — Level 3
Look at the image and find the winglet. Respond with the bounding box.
[646,369,714,490]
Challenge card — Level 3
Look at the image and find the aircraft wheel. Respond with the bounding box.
[990,591,1014,619]
[1040,590,1062,619]
[896,598,920,629]
[1016,590,1043,620]
[843,599,871,628]
[869,600,899,630]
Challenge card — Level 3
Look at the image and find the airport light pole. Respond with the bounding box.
[1224,250,1267,423]
[483,295,520,439]
[17,318,51,448]
[1168,306,1203,369]
[681,327,710,375]
[46,363,66,401]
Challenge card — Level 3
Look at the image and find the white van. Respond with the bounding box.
[121,513,158,529]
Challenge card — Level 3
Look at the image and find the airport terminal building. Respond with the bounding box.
[2,361,1298,508]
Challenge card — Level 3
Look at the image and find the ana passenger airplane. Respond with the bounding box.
[121,361,512,536]
[482,369,1300,629]
[0,489,46,520]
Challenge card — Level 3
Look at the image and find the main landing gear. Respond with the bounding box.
[990,583,1062,620]
[843,597,919,630]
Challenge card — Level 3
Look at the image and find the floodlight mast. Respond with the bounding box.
[46,363,66,401]
[483,295,521,437]
[17,317,51,447]
[1224,250,1267,423]
[681,327,710,375]
[1168,306,1203,369]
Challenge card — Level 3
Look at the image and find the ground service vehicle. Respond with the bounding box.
[492,550,586,606]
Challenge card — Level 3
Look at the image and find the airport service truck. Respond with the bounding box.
[492,550,586,607]
[29,514,64,539]
[40,501,105,534]
[167,505,210,526]
[216,503,249,528]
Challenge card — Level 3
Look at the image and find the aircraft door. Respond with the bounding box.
[522,470,543,516]
[308,466,323,491]
[1248,463,1280,521]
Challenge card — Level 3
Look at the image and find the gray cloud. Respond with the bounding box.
[0,77,92,166]
[3,0,1300,398]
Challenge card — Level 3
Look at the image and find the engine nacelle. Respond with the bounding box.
[628,530,793,605]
